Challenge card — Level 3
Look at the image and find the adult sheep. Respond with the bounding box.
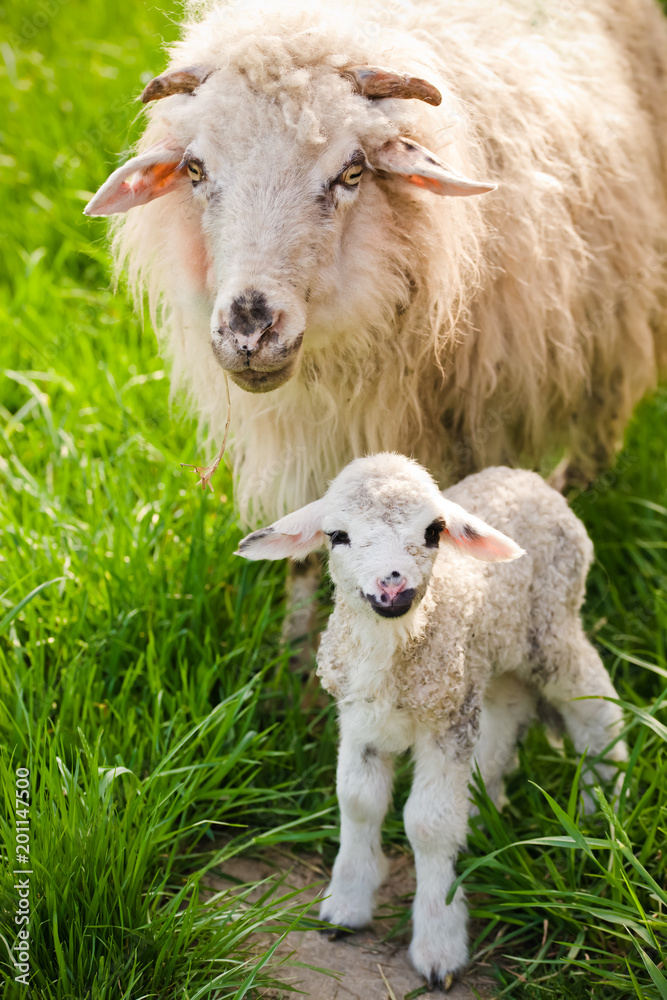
[86,0,667,516]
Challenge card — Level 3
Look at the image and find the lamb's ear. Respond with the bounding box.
[372,137,497,197]
[84,138,187,216]
[438,499,524,562]
[235,500,327,562]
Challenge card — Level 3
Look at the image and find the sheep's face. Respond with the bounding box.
[236,453,524,621]
[322,488,444,619]
[185,96,377,395]
[85,63,494,394]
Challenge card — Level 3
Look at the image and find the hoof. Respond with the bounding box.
[427,971,455,992]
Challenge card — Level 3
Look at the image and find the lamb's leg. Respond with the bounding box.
[405,726,475,990]
[537,625,627,813]
[473,672,537,810]
[319,727,394,932]
[282,553,323,668]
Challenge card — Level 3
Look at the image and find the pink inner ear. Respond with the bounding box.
[84,140,188,216]
[442,525,522,562]
[101,159,185,213]
[124,160,183,200]
[402,173,442,192]
[400,171,495,198]
[289,529,327,560]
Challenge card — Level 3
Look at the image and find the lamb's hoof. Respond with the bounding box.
[319,923,357,941]
[427,971,455,993]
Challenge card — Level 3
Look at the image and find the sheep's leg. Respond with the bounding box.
[405,726,475,989]
[536,626,627,813]
[473,672,537,810]
[282,553,323,669]
[319,729,394,932]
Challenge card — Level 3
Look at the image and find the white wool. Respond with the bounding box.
[317,460,594,725]
[247,453,628,984]
[110,0,667,523]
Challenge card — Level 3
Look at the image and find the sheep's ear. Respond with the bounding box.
[236,500,327,562]
[438,499,524,562]
[84,138,187,216]
[372,137,497,197]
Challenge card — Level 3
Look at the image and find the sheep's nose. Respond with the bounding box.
[226,289,276,355]
[364,576,416,618]
[377,573,407,603]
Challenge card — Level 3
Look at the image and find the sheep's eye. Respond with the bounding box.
[339,163,364,188]
[327,530,350,547]
[186,160,204,183]
[424,519,445,548]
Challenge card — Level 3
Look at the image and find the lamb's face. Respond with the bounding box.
[321,474,445,619]
[236,453,524,619]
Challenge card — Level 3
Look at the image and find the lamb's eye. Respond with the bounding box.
[424,519,445,548]
[186,160,204,183]
[328,530,350,547]
[339,163,364,187]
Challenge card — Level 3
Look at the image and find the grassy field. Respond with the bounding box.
[1,1,666,997]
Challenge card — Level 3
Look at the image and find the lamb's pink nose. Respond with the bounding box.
[377,573,407,602]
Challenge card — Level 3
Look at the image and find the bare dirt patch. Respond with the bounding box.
[206,848,493,999]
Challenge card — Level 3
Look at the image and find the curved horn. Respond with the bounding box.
[140,64,215,104]
[342,65,442,107]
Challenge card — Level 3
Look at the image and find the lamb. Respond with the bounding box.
[237,453,627,989]
[84,0,667,533]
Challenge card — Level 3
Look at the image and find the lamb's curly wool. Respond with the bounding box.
[111,0,667,522]
[317,465,594,725]
[236,453,627,986]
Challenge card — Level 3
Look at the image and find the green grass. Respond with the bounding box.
[1,1,666,997]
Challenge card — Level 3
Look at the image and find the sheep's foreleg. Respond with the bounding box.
[405,728,473,990]
[319,729,394,933]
